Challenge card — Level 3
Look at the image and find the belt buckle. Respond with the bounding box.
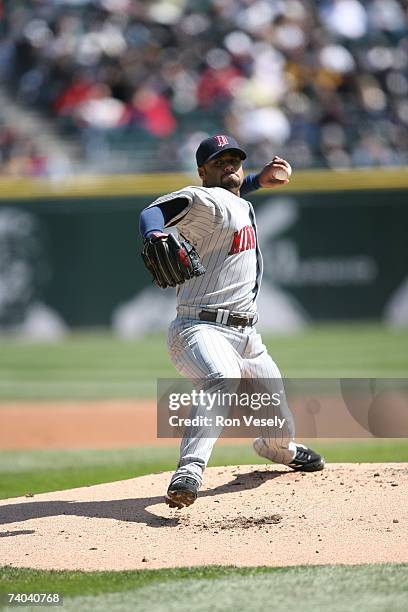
[233,312,249,328]
[241,312,257,327]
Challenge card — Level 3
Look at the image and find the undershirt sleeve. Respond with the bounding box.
[139,198,190,237]
[240,173,261,196]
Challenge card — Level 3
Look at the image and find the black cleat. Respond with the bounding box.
[253,438,325,472]
[165,475,199,508]
[287,444,325,472]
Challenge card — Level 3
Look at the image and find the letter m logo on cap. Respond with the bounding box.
[214,135,229,147]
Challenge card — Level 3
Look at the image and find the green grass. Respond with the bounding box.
[1,440,407,500]
[1,324,406,611]
[0,564,407,611]
[0,324,407,400]
[0,322,407,499]
[0,333,172,400]
[0,447,177,500]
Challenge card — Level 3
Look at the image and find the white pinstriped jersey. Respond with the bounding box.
[148,186,263,316]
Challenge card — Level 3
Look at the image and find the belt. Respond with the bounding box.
[199,309,257,328]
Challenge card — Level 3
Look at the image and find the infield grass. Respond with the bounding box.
[1,564,407,612]
[1,322,407,499]
[1,324,407,610]
[1,439,407,499]
[0,323,407,400]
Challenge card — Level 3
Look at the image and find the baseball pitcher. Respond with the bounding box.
[140,134,325,508]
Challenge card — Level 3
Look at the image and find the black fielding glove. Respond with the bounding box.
[142,232,206,288]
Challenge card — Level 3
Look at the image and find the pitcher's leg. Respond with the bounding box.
[167,321,243,497]
[242,330,296,465]
[243,330,325,471]
[175,375,240,484]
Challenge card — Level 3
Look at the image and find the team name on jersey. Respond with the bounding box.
[228,224,256,255]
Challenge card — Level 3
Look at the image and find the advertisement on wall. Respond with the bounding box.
[0,188,407,338]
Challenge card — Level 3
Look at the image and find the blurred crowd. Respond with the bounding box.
[0,119,48,176]
[0,0,407,174]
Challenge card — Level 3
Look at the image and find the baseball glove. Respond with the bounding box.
[141,232,206,288]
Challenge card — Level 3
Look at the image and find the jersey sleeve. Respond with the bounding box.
[148,188,194,225]
[148,187,224,242]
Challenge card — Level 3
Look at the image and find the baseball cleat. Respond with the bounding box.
[253,438,325,472]
[165,475,199,508]
[287,443,325,472]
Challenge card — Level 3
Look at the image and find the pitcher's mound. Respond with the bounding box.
[0,463,407,571]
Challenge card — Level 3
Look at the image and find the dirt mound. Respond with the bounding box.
[0,463,407,571]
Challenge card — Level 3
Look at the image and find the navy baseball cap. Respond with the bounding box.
[196,135,247,166]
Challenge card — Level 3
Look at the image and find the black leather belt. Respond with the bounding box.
[199,309,256,328]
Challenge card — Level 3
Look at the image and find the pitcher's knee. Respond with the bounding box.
[203,371,241,394]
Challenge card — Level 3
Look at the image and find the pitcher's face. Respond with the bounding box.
[198,152,244,192]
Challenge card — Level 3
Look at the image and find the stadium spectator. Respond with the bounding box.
[0,0,406,173]
[126,85,177,137]
[0,121,48,176]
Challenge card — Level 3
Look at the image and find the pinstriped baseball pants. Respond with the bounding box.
[167,317,296,484]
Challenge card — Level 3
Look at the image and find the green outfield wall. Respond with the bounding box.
[0,169,407,331]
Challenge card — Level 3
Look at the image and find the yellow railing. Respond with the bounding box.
[0,167,407,200]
